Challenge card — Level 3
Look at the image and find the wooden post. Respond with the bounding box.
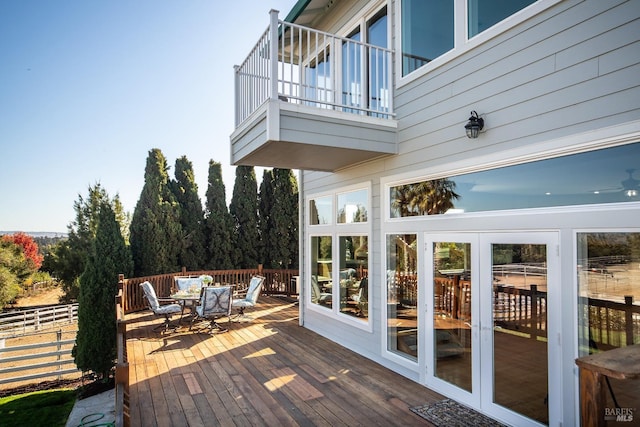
[530,285,538,339]
[56,329,62,380]
[579,367,606,427]
[624,296,633,346]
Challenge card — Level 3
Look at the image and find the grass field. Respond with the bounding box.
[0,388,76,427]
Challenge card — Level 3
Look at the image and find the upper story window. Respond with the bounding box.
[468,0,536,38]
[401,0,454,75]
[401,0,540,77]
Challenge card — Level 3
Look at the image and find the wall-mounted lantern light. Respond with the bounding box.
[465,111,484,139]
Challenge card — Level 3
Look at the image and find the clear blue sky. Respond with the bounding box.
[0,0,297,233]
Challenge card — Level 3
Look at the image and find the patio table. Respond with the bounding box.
[170,291,201,321]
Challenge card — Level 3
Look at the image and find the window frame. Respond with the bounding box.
[306,182,372,331]
[395,0,563,87]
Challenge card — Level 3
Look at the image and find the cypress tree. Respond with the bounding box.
[258,169,275,266]
[271,168,299,268]
[73,202,132,380]
[229,165,260,268]
[48,183,128,302]
[130,148,182,276]
[203,161,233,269]
[171,156,206,270]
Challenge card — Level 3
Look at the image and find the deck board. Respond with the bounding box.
[126,297,441,426]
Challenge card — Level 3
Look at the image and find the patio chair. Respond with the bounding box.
[140,281,183,333]
[311,275,332,305]
[173,275,210,317]
[190,285,233,333]
[351,277,368,317]
[231,275,265,321]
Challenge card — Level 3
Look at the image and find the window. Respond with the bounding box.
[401,0,454,76]
[400,0,544,77]
[310,196,332,225]
[308,185,370,324]
[389,142,640,218]
[386,233,418,360]
[337,188,368,223]
[577,232,640,412]
[339,235,368,317]
[577,232,640,354]
[311,236,333,309]
[468,0,536,38]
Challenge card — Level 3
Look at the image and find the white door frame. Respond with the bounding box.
[424,231,562,427]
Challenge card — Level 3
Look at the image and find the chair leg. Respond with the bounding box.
[153,315,179,333]
[209,319,228,333]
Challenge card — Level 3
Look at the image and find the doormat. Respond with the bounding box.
[410,399,507,427]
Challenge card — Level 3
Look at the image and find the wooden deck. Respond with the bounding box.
[126,296,443,426]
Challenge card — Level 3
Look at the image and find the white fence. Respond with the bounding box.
[0,329,80,387]
[0,304,78,338]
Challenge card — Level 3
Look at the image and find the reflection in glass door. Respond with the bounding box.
[490,243,549,425]
[427,233,559,426]
[432,242,473,393]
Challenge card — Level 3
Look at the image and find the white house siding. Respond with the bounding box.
[298,0,640,424]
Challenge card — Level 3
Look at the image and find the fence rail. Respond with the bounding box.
[0,304,78,337]
[0,329,79,387]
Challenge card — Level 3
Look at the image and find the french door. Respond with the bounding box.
[425,232,561,426]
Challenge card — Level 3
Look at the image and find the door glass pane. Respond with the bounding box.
[492,243,548,425]
[339,235,368,320]
[387,234,418,360]
[311,236,332,309]
[433,242,472,392]
[367,8,389,117]
[577,232,640,415]
[342,30,362,113]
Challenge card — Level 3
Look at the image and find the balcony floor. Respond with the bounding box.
[126,296,441,426]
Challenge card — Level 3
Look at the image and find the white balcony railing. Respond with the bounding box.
[234,10,394,127]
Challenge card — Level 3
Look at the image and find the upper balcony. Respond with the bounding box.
[230,10,398,172]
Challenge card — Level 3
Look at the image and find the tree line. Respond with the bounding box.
[41,148,298,302]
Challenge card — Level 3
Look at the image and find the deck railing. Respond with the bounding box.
[115,275,130,427]
[120,267,298,314]
[234,10,393,126]
[391,273,639,347]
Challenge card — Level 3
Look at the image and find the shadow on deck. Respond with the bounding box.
[126,296,443,426]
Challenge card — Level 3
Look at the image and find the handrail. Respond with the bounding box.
[234,10,394,126]
[115,274,129,427]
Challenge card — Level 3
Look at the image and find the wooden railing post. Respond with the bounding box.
[624,295,633,346]
[530,285,538,339]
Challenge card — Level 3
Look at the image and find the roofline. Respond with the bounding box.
[283,0,312,23]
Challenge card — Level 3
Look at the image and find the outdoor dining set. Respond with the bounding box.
[139,275,265,334]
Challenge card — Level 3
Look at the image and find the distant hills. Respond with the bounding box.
[0,231,68,238]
